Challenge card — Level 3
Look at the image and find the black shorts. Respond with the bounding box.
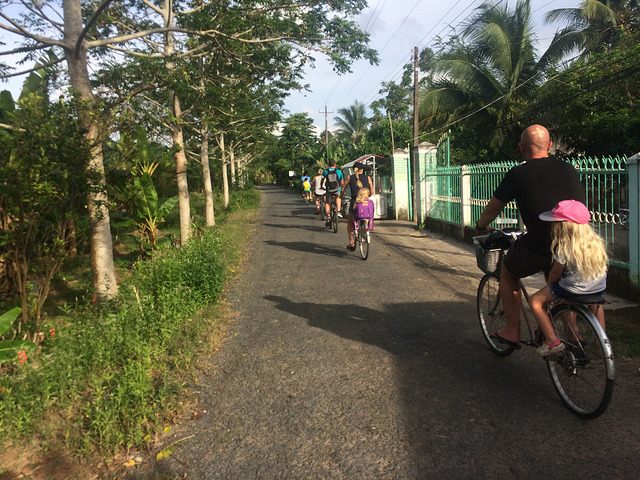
[503,239,553,279]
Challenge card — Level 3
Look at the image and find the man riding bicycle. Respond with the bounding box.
[475,124,586,348]
[323,160,344,226]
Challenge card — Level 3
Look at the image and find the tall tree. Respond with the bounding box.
[419,0,540,158]
[334,100,370,146]
[276,113,319,181]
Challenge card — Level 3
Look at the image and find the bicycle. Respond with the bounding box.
[326,193,339,233]
[318,194,327,220]
[303,191,311,205]
[474,229,615,419]
[354,217,371,260]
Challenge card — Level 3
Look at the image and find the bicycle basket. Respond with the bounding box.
[473,235,503,274]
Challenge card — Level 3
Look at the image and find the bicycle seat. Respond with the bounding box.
[561,293,606,305]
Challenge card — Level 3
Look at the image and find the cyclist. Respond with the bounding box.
[312,168,326,214]
[302,177,311,202]
[323,160,344,226]
[475,124,586,348]
[529,200,608,356]
[342,164,373,250]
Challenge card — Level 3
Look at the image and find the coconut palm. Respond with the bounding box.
[333,100,370,147]
[542,0,640,65]
[419,0,540,153]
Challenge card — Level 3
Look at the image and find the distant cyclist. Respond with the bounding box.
[302,177,311,202]
[343,164,373,250]
[312,168,326,214]
[323,160,344,226]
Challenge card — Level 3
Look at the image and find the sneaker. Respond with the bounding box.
[338,212,344,218]
[325,220,332,228]
[536,338,565,357]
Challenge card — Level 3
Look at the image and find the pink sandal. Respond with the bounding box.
[536,337,565,356]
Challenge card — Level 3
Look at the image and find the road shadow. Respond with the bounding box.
[263,294,564,475]
[264,240,359,259]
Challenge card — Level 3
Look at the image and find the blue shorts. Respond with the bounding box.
[549,282,605,301]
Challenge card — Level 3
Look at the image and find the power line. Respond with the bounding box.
[340,0,485,109]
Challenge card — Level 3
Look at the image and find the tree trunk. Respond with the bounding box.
[171,93,191,245]
[163,1,190,245]
[63,0,117,299]
[201,122,216,226]
[219,132,230,209]
[230,147,236,186]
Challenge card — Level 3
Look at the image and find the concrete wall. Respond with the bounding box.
[391,148,410,220]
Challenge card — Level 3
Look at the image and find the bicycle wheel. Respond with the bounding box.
[331,205,338,233]
[477,273,514,356]
[358,220,369,260]
[546,303,615,418]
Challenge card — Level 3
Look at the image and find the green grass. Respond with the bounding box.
[0,186,260,458]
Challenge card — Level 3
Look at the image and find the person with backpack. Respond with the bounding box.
[322,160,344,225]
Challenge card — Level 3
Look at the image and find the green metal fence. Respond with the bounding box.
[420,156,630,269]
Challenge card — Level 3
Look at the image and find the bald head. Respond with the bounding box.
[519,124,552,160]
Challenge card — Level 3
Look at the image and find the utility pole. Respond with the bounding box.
[320,104,333,165]
[412,46,419,223]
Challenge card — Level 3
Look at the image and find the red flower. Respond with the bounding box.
[17,350,28,364]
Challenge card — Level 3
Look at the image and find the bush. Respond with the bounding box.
[0,188,259,454]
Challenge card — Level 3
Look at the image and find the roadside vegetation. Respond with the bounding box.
[0,188,259,460]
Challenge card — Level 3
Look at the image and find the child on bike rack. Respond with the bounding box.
[529,200,608,356]
[353,188,374,229]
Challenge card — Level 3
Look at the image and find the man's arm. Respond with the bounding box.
[341,175,349,198]
[475,196,507,230]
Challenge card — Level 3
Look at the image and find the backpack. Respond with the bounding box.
[326,169,340,192]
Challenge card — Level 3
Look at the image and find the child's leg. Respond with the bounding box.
[589,304,606,331]
[530,286,559,344]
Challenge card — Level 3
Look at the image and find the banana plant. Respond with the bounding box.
[130,172,178,248]
[0,308,36,364]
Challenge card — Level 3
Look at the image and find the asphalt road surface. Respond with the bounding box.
[149,185,640,480]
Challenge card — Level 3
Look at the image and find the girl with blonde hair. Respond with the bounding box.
[529,200,608,356]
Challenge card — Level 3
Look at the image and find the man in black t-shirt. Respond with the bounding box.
[475,124,585,347]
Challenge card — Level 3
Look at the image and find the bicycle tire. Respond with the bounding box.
[331,205,338,233]
[358,220,369,260]
[546,303,615,418]
[477,273,514,356]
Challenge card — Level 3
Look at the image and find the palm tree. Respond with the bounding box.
[333,101,370,147]
[542,0,640,64]
[419,0,540,153]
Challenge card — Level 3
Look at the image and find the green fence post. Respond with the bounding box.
[628,153,639,298]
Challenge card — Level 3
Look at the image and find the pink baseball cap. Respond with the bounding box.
[539,200,590,224]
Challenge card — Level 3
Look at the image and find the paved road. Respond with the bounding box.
[150,185,640,479]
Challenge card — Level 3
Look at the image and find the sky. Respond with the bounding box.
[284,0,582,133]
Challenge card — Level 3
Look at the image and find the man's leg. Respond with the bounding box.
[325,195,331,217]
[347,211,355,246]
[336,196,342,217]
[497,265,522,343]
